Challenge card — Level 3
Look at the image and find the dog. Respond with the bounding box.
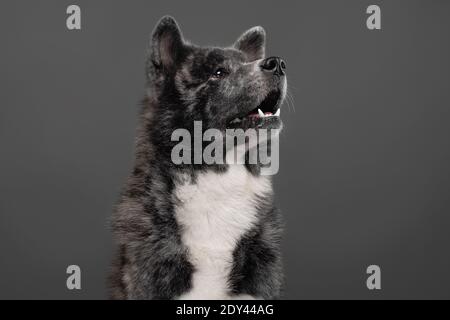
[110,16,287,300]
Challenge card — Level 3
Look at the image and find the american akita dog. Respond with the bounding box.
[110,16,287,300]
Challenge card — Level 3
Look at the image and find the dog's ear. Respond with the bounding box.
[149,16,185,73]
[234,26,266,61]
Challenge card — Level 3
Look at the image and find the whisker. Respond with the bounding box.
[285,87,295,113]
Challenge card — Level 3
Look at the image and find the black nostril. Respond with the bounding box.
[261,57,278,71]
[260,56,286,76]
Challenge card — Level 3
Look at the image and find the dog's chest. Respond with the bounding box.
[174,166,271,299]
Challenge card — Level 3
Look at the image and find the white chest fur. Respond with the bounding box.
[174,165,271,300]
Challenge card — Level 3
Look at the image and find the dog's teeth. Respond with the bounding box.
[275,109,280,116]
[258,109,264,117]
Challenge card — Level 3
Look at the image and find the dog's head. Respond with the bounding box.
[146,16,286,133]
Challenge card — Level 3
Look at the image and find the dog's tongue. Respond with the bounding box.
[248,111,273,118]
[249,111,272,117]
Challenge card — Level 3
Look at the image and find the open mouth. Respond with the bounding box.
[228,90,282,128]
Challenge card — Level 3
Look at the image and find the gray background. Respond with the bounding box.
[1,0,449,299]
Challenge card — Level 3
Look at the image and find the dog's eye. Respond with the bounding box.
[212,68,227,79]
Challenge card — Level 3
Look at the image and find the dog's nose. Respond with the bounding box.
[260,56,286,76]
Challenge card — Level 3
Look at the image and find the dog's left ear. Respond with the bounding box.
[149,16,185,73]
[234,26,266,61]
